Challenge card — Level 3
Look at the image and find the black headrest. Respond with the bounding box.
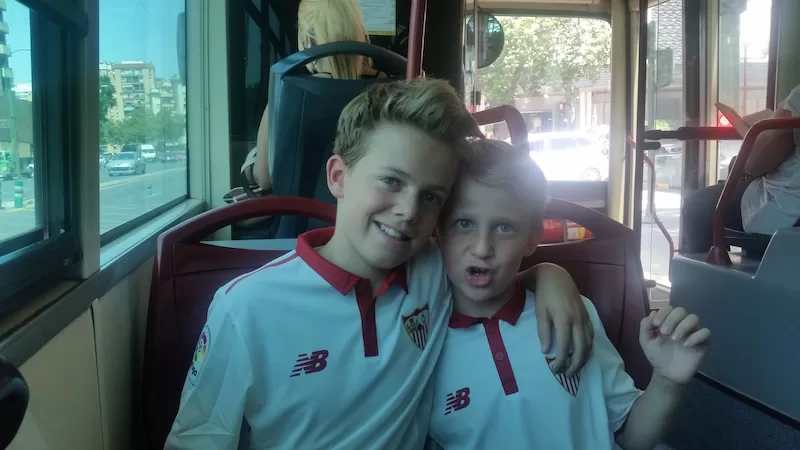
[266,42,407,238]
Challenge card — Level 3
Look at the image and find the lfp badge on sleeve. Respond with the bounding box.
[188,325,210,385]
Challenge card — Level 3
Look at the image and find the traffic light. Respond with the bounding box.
[719,114,732,127]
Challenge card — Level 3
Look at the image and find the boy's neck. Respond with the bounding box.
[316,228,390,288]
[452,283,516,319]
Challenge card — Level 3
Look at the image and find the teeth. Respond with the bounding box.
[379,223,408,240]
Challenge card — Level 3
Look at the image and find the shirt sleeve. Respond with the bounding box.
[164,289,254,450]
[582,297,644,433]
[780,84,800,115]
[780,85,800,146]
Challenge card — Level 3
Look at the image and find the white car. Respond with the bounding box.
[140,144,157,161]
[526,132,609,181]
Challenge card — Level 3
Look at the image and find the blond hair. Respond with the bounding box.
[297,0,371,79]
[333,79,480,166]
[459,138,548,228]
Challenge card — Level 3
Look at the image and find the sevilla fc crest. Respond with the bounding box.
[546,356,581,396]
[402,305,429,350]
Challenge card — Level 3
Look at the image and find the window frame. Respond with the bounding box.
[0,0,89,314]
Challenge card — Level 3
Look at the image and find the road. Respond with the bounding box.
[640,190,682,288]
[1,165,681,288]
[0,161,187,240]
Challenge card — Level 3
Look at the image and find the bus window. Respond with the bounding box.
[470,15,611,183]
[0,1,35,249]
[716,0,773,180]
[98,0,188,243]
[642,0,685,296]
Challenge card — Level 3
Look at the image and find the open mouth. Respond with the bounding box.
[466,266,492,287]
[376,222,411,242]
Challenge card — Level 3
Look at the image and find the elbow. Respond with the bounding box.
[254,167,271,191]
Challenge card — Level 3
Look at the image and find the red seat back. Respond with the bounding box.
[522,198,652,388]
[142,197,336,450]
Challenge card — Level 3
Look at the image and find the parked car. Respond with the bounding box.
[527,132,609,181]
[107,151,146,176]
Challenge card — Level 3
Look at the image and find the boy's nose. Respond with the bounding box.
[393,195,419,223]
[471,235,494,259]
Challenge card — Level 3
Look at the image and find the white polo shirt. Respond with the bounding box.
[165,227,452,449]
[428,284,643,450]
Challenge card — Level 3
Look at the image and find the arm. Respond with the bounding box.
[744,107,795,177]
[615,374,683,450]
[164,292,254,449]
[517,263,593,376]
[252,104,271,190]
[616,307,710,450]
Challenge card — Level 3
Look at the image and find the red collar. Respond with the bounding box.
[296,227,409,296]
[449,281,526,328]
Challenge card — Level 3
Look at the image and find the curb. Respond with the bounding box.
[0,198,35,212]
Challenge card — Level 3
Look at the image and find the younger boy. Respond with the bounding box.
[166,81,595,449]
[429,139,711,449]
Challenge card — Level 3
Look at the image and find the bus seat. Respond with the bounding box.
[724,227,771,258]
[670,227,800,423]
[143,197,335,450]
[521,198,652,389]
[143,195,652,447]
[267,42,406,239]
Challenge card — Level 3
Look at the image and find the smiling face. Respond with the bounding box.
[326,123,460,276]
[439,175,542,310]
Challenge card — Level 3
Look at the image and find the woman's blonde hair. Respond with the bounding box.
[297,0,372,79]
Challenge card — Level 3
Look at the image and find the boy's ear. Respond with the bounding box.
[326,155,347,199]
[524,227,544,257]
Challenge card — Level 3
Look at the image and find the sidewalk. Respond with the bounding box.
[642,190,682,211]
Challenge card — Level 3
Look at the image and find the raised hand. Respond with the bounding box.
[639,306,711,385]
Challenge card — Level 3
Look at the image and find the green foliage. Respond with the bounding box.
[654,119,672,131]
[99,74,117,146]
[106,108,186,147]
[477,16,612,107]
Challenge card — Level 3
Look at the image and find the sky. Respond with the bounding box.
[5,0,185,84]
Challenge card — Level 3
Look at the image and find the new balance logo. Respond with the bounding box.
[290,350,329,377]
[444,388,471,415]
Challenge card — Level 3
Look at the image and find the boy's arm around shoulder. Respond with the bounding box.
[164,286,255,450]
[518,263,594,376]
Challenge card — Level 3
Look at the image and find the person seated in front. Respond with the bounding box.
[166,80,596,449]
[682,83,800,253]
[428,139,711,450]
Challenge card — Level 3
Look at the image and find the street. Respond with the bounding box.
[1,166,681,289]
[0,161,187,239]
[640,190,682,288]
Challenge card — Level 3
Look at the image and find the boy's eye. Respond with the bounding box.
[381,177,400,188]
[497,224,514,234]
[454,219,472,229]
[423,192,443,206]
